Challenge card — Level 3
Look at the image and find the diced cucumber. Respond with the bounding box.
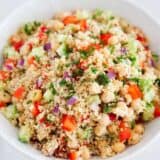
[30,46,45,58]
[57,43,71,58]
[2,104,18,120]
[143,103,154,121]
[23,21,41,35]
[18,125,31,143]
[144,89,155,103]
[46,114,55,122]
[138,79,153,93]
[87,95,101,106]
[3,46,19,58]
[127,38,138,54]
[82,128,92,139]
[43,89,54,102]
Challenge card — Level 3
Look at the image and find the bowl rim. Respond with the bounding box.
[0,0,160,160]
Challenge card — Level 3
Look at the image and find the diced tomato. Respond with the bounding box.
[61,114,77,132]
[79,19,88,31]
[40,25,48,32]
[63,15,78,25]
[154,104,160,118]
[78,60,88,70]
[119,121,127,129]
[5,58,16,66]
[137,35,146,43]
[119,127,131,142]
[90,43,101,50]
[69,151,77,160]
[38,32,47,41]
[0,102,6,108]
[32,101,41,117]
[27,56,35,65]
[128,84,143,100]
[100,33,112,45]
[0,70,9,80]
[13,86,25,99]
[108,113,116,121]
[28,43,33,51]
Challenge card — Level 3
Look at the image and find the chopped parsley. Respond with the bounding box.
[91,67,98,74]
[103,102,116,113]
[49,83,57,95]
[80,48,94,59]
[59,79,68,86]
[72,69,84,78]
[96,73,110,85]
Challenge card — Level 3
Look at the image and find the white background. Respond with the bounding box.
[0,0,160,159]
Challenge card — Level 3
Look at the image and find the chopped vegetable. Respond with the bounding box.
[2,104,18,120]
[0,101,6,108]
[69,151,77,160]
[103,102,116,113]
[154,104,160,118]
[119,127,131,142]
[143,103,154,121]
[106,70,116,79]
[100,33,112,45]
[128,84,143,100]
[18,125,32,143]
[44,42,51,51]
[67,96,77,105]
[13,86,25,99]
[24,21,41,35]
[63,16,78,25]
[96,73,110,85]
[0,70,9,80]
[61,114,76,131]
[79,19,88,31]
[32,101,40,117]
[57,43,72,58]
[152,53,159,62]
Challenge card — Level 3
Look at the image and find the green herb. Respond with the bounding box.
[34,55,40,62]
[92,9,103,19]
[72,69,84,78]
[128,54,137,66]
[49,83,57,95]
[113,55,125,64]
[59,79,68,86]
[80,48,94,59]
[46,30,51,35]
[24,21,41,35]
[130,120,135,129]
[96,73,110,85]
[57,43,72,58]
[103,102,116,113]
[26,100,32,104]
[108,45,115,54]
[91,67,98,74]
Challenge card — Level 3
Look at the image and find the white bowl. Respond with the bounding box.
[0,0,160,160]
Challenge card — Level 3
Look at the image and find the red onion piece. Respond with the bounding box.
[107,70,116,79]
[53,103,59,114]
[63,71,70,79]
[44,43,51,51]
[18,59,24,66]
[36,77,43,89]
[120,47,127,54]
[67,96,77,105]
[5,64,13,70]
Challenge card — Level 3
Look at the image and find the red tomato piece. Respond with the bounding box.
[100,33,112,45]
[61,114,77,132]
[154,105,160,118]
[119,127,131,142]
[13,86,25,99]
[0,70,9,80]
